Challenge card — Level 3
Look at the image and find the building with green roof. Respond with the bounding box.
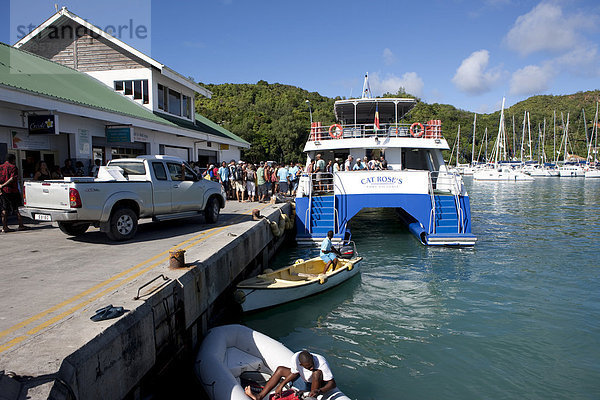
[1,7,248,177]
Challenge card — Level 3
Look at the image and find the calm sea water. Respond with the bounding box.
[245,178,600,400]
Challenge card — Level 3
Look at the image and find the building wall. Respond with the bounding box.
[19,21,149,72]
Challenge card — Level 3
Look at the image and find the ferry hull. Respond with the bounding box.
[296,191,475,246]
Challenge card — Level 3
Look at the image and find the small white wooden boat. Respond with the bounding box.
[236,256,362,312]
[195,324,350,400]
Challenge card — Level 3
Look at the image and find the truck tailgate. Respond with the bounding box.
[24,181,72,210]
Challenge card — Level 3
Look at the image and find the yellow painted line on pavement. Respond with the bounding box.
[0,203,275,352]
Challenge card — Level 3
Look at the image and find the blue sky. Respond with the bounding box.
[2,0,600,113]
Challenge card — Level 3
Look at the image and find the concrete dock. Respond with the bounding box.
[0,200,294,400]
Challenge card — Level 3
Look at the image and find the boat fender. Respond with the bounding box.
[410,122,424,138]
[279,212,291,230]
[329,124,343,139]
[347,262,353,271]
[278,214,286,234]
[233,289,246,304]
[270,220,281,237]
[318,274,328,284]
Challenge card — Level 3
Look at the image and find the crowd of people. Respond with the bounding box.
[192,160,304,202]
[192,154,389,202]
[194,154,389,201]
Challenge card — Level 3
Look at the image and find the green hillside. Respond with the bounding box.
[196,81,600,164]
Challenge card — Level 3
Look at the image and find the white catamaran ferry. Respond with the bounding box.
[295,75,477,246]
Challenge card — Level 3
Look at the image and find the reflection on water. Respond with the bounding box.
[245,178,600,400]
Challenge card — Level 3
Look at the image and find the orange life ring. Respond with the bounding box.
[329,124,343,139]
[410,122,424,138]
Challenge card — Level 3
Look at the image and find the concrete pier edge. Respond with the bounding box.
[1,202,293,400]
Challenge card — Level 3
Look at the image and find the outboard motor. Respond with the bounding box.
[337,245,355,259]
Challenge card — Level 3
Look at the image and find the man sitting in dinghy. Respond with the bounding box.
[320,230,341,275]
[244,350,337,400]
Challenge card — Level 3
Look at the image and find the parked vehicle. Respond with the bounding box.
[19,155,226,241]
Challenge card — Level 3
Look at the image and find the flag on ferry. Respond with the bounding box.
[374,103,380,130]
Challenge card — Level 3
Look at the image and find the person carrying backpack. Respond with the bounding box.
[234,162,246,202]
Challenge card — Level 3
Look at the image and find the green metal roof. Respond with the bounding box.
[0,42,248,146]
[194,113,249,145]
[0,42,173,125]
[154,111,248,145]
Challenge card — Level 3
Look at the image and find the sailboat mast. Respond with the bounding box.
[542,118,547,164]
[553,110,557,164]
[521,111,526,162]
[472,114,477,165]
[457,124,460,167]
[527,112,532,161]
[512,115,516,161]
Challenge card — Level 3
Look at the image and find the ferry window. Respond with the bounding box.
[152,162,168,181]
[167,162,184,181]
[168,89,181,116]
[114,81,123,91]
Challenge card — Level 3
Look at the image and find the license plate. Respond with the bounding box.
[34,214,52,221]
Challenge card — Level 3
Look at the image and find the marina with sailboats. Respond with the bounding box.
[449,98,600,181]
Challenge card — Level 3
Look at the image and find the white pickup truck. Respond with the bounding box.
[19,155,226,241]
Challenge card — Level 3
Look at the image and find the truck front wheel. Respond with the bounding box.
[204,197,220,223]
[106,207,138,241]
[58,222,90,236]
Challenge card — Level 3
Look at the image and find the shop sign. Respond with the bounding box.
[106,126,134,143]
[77,129,91,157]
[220,144,229,150]
[133,130,150,142]
[28,114,59,135]
[11,130,50,150]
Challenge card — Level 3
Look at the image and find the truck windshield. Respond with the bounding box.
[109,162,146,176]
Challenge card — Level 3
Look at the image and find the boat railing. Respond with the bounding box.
[430,171,466,234]
[309,121,443,142]
[427,172,437,234]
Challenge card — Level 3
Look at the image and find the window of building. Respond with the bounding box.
[133,80,142,100]
[114,79,149,104]
[124,80,132,95]
[157,84,192,119]
[168,89,181,116]
[182,95,191,119]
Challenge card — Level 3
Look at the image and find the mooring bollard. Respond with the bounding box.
[169,249,186,268]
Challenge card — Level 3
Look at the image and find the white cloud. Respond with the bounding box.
[553,44,600,77]
[369,72,424,98]
[504,2,592,56]
[509,64,555,96]
[382,48,395,66]
[452,50,503,95]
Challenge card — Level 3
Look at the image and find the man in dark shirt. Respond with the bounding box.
[61,158,76,177]
[0,154,26,232]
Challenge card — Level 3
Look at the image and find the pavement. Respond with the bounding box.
[0,199,288,399]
